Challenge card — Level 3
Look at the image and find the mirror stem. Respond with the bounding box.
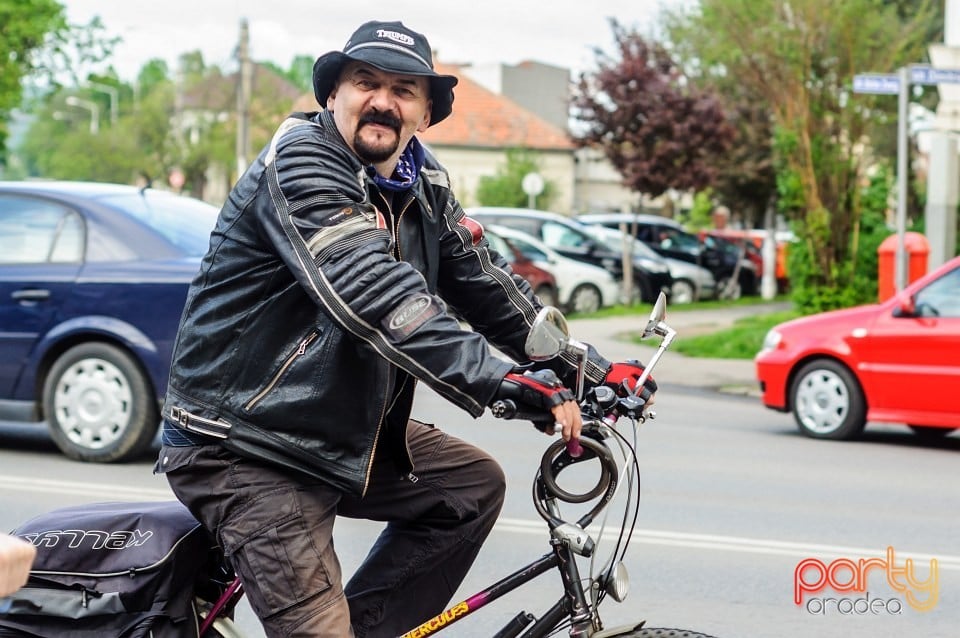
[634,323,675,393]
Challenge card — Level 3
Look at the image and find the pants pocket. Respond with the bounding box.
[220,487,333,618]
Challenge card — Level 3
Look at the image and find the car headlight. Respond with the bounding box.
[760,329,783,352]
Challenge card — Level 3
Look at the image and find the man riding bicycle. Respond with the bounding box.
[157,19,655,637]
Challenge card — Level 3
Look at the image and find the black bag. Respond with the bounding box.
[0,501,217,638]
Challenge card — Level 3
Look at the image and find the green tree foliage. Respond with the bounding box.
[263,55,314,93]
[665,0,937,313]
[703,85,776,229]
[571,19,734,201]
[686,190,715,230]
[475,148,556,210]
[0,0,66,164]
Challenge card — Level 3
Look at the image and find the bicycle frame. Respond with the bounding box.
[399,539,592,638]
[196,432,619,638]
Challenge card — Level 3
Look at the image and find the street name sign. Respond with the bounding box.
[909,66,960,85]
[853,74,900,94]
[853,67,960,94]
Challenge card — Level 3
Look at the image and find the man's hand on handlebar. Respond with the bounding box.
[491,370,582,442]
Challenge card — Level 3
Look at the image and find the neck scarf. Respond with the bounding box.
[368,136,425,192]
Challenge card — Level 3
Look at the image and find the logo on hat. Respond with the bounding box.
[376,29,415,46]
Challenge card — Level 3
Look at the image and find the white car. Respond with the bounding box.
[487,224,621,314]
[583,224,716,304]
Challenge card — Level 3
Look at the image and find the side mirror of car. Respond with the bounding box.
[891,293,916,318]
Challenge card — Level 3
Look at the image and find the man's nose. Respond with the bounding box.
[368,86,395,110]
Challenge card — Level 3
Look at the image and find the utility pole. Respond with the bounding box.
[236,19,253,178]
[925,0,960,270]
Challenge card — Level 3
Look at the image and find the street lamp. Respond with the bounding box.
[88,82,119,125]
[65,96,99,134]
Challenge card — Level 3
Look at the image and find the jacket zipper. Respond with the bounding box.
[392,195,415,261]
[244,331,319,411]
[362,367,393,497]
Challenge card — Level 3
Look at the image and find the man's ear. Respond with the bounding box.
[326,86,338,110]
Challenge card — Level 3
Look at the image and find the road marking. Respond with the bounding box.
[493,518,960,571]
[5,475,956,572]
[0,474,172,501]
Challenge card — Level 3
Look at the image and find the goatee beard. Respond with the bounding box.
[355,110,401,164]
[354,135,399,164]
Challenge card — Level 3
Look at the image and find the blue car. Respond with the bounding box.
[0,181,218,462]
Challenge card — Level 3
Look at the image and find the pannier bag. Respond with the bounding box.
[0,501,215,638]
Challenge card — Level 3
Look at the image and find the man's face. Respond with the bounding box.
[328,61,432,167]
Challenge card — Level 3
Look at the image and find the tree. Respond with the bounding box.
[263,55,314,93]
[571,19,734,202]
[475,148,557,210]
[0,0,65,165]
[664,0,938,312]
[697,81,777,229]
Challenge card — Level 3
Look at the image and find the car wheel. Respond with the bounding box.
[908,425,957,439]
[716,276,742,300]
[790,359,866,440]
[534,284,558,308]
[568,284,602,314]
[671,279,696,304]
[43,342,159,462]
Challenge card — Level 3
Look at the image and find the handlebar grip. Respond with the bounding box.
[490,399,517,419]
[566,438,583,458]
[490,399,557,428]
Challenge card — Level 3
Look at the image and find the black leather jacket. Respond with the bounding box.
[163,111,610,496]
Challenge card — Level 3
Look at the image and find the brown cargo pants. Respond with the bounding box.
[157,419,506,637]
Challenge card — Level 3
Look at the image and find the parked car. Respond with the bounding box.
[707,228,794,292]
[577,212,757,298]
[466,207,672,303]
[584,224,716,304]
[755,255,960,441]
[487,224,620,314]
[483,226,559,308]
[0,181,219,462]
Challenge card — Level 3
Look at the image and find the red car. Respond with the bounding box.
[755,255,960,440]
[484,226,559,308]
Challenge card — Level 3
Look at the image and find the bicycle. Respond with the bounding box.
[0,294,718,638]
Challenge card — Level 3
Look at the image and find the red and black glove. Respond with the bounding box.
[490,369,575,427]
[603,360,658,401]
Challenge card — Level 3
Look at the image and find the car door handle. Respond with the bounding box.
[12,289,51,302]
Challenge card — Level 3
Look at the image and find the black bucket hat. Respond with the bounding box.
[313,20,459,126]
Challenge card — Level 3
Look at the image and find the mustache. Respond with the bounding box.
[359,110,402,133]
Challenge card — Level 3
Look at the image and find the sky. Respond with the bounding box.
[60,0,685,81]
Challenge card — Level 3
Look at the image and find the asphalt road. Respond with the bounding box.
[1,380,958,638]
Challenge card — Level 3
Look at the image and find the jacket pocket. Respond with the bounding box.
[243,329,321,412]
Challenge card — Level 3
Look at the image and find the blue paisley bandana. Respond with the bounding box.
[368,136,425,192]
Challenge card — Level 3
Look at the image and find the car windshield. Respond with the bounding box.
[505,235,550,261]
[99,191,219,257]
[586,227,660,260]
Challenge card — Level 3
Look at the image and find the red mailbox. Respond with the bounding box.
[878,232,929,301]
